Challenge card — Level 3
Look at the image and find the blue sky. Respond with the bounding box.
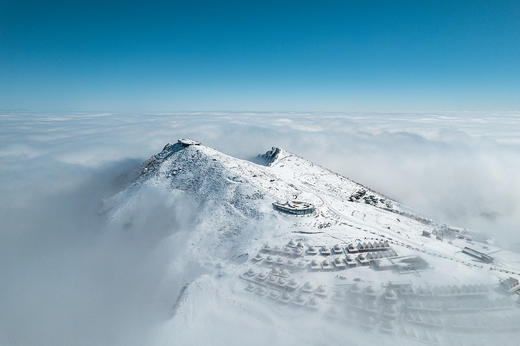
[1,0,519,111]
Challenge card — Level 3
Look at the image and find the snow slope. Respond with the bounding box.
[109,140,520,346]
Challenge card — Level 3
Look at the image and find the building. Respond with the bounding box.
[500,277,520,293]
[178,138,200,146]
[272,200,315,215]
[462,247,494,263]
[393,255,429,272]
[372,258,396,271]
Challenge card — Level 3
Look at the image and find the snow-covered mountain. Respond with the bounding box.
[109,139,520,346]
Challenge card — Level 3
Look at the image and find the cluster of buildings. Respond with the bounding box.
[331,281,519,340]
[239,238,520,343]
[254,239,398,272]
[240,267,329,310]
[348,189,391,208]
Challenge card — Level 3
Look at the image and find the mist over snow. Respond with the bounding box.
[1,111,520,346]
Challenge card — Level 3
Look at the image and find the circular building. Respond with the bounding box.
[272,200,315,215]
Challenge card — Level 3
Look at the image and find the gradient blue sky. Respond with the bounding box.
[1,0,519,112]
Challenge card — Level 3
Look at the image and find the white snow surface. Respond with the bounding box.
[108,141,520,346]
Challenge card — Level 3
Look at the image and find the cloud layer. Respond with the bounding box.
[1,111,519,345]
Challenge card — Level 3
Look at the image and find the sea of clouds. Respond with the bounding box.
[1,111,519,345]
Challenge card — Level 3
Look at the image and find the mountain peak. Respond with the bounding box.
[115,139,520,345]
[140,139,204,176]
[255,146,282,166]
